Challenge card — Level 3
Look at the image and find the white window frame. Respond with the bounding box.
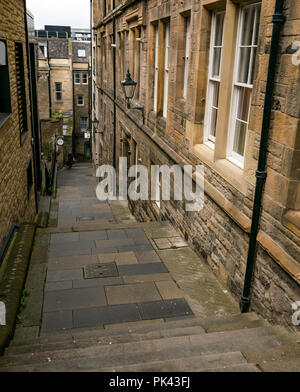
[227,3,261,168]
[203,11,225,149]
[82,73,88,84]
[77,95,84,106]
[78,49,86,57]
[55,82,62,102]
[163,21,170,118]
[153,25,159,112]
[183,16,191,100]
[74,73,80,84]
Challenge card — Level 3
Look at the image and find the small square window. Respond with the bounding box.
[78,49,86,57]
[77,95,84,106]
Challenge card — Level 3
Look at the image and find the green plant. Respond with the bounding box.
[19,289,30,313]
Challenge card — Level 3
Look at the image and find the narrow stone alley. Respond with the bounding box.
[0,163,299,372]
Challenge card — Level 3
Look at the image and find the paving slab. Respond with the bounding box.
[47,269,83,282]
[79,231,108,241]
[118,262,168,276]
[49,240,95,252]
[45,281,73,292]
[50,232,80,244]
[138,298,194,320]
[155,280,184,300]
[43,310,73,331]
[48,247,92,258]
[115,251,139,265]
[73,304,141,328]
[105,282,162,305]
[47,254,98,270]
[123,273,173,284]
[134,250,161,263]
[72,276,124,289]
[43,287,107,312]
[106,229,127,240]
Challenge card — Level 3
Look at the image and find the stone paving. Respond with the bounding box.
[18,162,239,336]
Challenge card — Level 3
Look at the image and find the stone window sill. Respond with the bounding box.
[282,210,300,238]
[192,143,247,195]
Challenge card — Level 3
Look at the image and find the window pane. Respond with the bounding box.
[209,81,219,138]
[241,6,255,46]
[233,120,247,156]
[236,86,251,122]
[250,47,257,84]
[212,47,222,78]
[214,13,225,46]
[253,7,261,45]
[211,80,220,108]
[237,47,251,83]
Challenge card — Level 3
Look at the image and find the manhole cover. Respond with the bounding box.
[84,263,118,279]
[77,216,95,221]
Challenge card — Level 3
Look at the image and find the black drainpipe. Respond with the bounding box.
[23,0,38,214]
[89,0,92,159]
[240,0,285,313]
[47,40,52,118]
[112,0,117,169]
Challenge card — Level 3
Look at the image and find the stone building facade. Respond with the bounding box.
[36,26,91,160]
[91,0,300,326]
[73,41,91,158]
[0,1,41,252]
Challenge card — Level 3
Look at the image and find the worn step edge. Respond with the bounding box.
[0,327,281,368]
[7,318,268,356]
[94,351,247,372]
[12,312,262,346]
[203,363,261,372]
[258,357,300,372]
[0,335,279,372]
[243,343,300,364]
[7,325,205,355]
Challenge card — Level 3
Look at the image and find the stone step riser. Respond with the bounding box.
[0,335,278,372]
[0,329,280,369]
[11,312,263,347]
[89,351,248,372]
[8,318,268,356]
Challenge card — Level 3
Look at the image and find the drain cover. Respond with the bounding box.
[84,263,118,279]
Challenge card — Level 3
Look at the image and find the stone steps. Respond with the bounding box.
[7,315,268,356]
[0,326,284,371]
[11,312,265,347]
[92,351,253,372]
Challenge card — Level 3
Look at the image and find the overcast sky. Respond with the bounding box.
[27,0,90,29]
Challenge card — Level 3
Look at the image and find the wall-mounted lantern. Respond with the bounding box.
[92,117,103,134]
[121,70,145,124]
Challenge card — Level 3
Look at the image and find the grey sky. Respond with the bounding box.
[26,0,90,29]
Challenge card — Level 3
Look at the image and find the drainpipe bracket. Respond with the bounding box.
[240,295,251,313]
[255,170,267,180]
[272,14,286,24]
